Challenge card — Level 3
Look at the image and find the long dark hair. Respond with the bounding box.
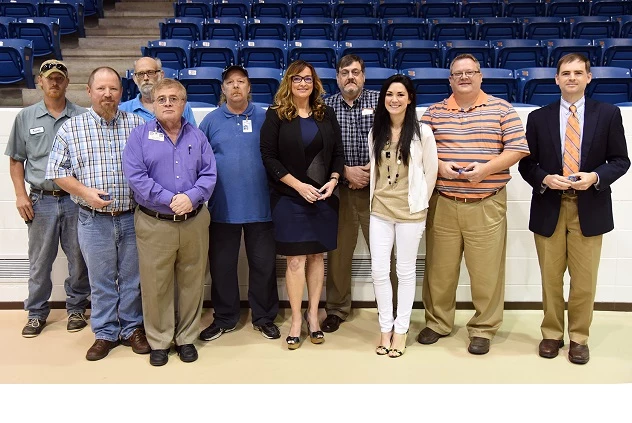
[372,74,420,166]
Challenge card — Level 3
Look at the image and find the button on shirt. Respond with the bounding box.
[119,94,198,126]
[5,100,87,191]
[46,108,144,212]
[123,118,216,215]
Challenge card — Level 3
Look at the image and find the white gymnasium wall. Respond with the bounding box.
[0,106,630,304]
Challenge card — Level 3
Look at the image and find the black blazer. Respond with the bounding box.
[518,98,630,237]
[260,105,344,198]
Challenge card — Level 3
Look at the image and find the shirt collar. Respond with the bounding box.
[155,117,188,134]
[88,107,121,126]
[221,101,254,118]
[337,89,367,108]
[445,90,489,111]
[130,94,149,113]
[560,96,585,113]
[34,99,71,119]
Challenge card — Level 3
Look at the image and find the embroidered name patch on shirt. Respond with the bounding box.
[29,127,45,135]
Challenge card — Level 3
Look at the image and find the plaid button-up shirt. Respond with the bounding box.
[46,108,144,212]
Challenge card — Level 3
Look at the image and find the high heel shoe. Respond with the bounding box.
[388,331,408,358]
[376,331,393,356]
[286,335,301,350]
[303,310,325,344]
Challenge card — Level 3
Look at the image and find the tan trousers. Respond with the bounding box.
[422,188,507,340]
[326,185,396,319]
[534,195,602,345]
[135,206,210,349]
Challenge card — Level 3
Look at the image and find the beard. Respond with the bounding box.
[140,82,153,98]
[96,101,118,121]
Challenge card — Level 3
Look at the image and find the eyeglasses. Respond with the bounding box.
[40,62,67,74]
[134,69,162,79]
[450,70,481,79]
[291,75,313,84]
[339,69,362,78]
[155,95,183,105]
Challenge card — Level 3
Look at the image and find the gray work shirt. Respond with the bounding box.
[4,99,87,191]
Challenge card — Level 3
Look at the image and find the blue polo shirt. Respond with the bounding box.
[119,94,197,126]
[199,102,271,223]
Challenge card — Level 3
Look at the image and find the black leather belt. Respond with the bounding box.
[31,188,68,197]
[436,188,501,203]
[563,189,578,196]
[139,204,203,222]
[79,204,133,216]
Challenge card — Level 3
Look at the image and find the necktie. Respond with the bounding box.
[563,104,580,176]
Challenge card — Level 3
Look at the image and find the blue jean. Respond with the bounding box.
[25,192,90,320]
[77,208,143,342]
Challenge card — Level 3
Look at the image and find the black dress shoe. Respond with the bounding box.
[568,341,589,365]
[417,327,447,345]
[539,339,564,359]
[321,315,343,333]
[468,336,491,355]
[150,349,170,367]
[176,344,198,363]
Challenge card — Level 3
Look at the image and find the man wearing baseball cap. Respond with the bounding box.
[198,65,281,341]
[5,59,90,337]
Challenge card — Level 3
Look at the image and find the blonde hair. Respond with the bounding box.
[271,60,326,121]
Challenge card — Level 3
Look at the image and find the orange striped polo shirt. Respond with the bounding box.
[421,90,528,199]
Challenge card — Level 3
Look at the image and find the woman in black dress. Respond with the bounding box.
[260,60,344,350]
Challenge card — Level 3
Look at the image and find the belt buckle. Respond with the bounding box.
[52,190,63,197]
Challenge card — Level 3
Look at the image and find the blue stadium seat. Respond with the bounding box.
[290,17,335,40]
[288,39,338,68]
[618,16,632,38]
[480,68,516,102]
[178,67,223,105]
[252,0,292,19]
[39,0,85,38]
[382,17,428,41]
[0,17,16,39]
[334,0,375,18]
[598,38,632,68]
[314,66,338,95]
[419,0,458,18]
[516,67,558,105]
[336,17,381,40]
[567,16,618,39]
[590,0,632,17]
[428,17,474,41]
[214,0,251,18]
[204,17,247,41]
[376,0,418,19]
[160,17,204,42]
[474,17,521,40]
[247,67,283,104]
[614,102,632,106]
[293,0,333,18]
[239,39,287,69]
[522,16,568,39]
[84,0,104,18]
[546,0,589,17]
[338,39,388,67]
[587,66,632,104]
[0,38,34,88]
[389,39,441,69]
[363,67,397,91]
[247,17,290,40]
[191,39,238,68]
[544,38,600,67]
[403,67,451,104]
[0,0,38,19]
[161,68,179,79]
[143,39,192,70]
[492,39,547,69]
[501,0,545,17]
[9,17,62,59]
[441,40,491,68]
[460,0,501,18]
[174,0,214,20]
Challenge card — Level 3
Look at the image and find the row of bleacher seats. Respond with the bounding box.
[0,0,102,18]
[158,16,632,42]
[0,18,62,58]
[121,64,632,107]
[140,38,632,71]
[172,0,632,19]
[0,0,91,37]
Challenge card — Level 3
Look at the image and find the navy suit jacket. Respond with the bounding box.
[518,98,630,237]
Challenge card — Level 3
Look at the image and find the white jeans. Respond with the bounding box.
[370,214,425,334]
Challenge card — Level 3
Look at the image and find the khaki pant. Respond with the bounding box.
[135,206,210,349]
[326,185,396,319]
[422,189,507,340]
[534,195,602,345]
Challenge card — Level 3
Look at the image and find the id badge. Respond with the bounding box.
[243,119,252,133]
[148,131,165,141]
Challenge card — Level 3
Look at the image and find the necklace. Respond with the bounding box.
[384,138,402,186]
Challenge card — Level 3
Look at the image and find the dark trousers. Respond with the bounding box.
[209,221,279,327]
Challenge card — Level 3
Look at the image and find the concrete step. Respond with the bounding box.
[0,87,26,107]
[22,84,94,108]
[63,36,153,51]
[86,27,160,37]
[94,17,163,29]
[114,1,174,13]
[62,47,141,57]
[105,10,171,18]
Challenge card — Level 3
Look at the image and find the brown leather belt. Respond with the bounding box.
[436,188,501,203]
[31,188,69,197]
[139,204,203,222]
[79,204,132,216]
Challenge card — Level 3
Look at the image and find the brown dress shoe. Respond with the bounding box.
[86,339,119,361]
[538,339,564,359]
[569,341,589,365]
[417,327,447,345]
[121,327,151,354]
[468,336,491,355]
